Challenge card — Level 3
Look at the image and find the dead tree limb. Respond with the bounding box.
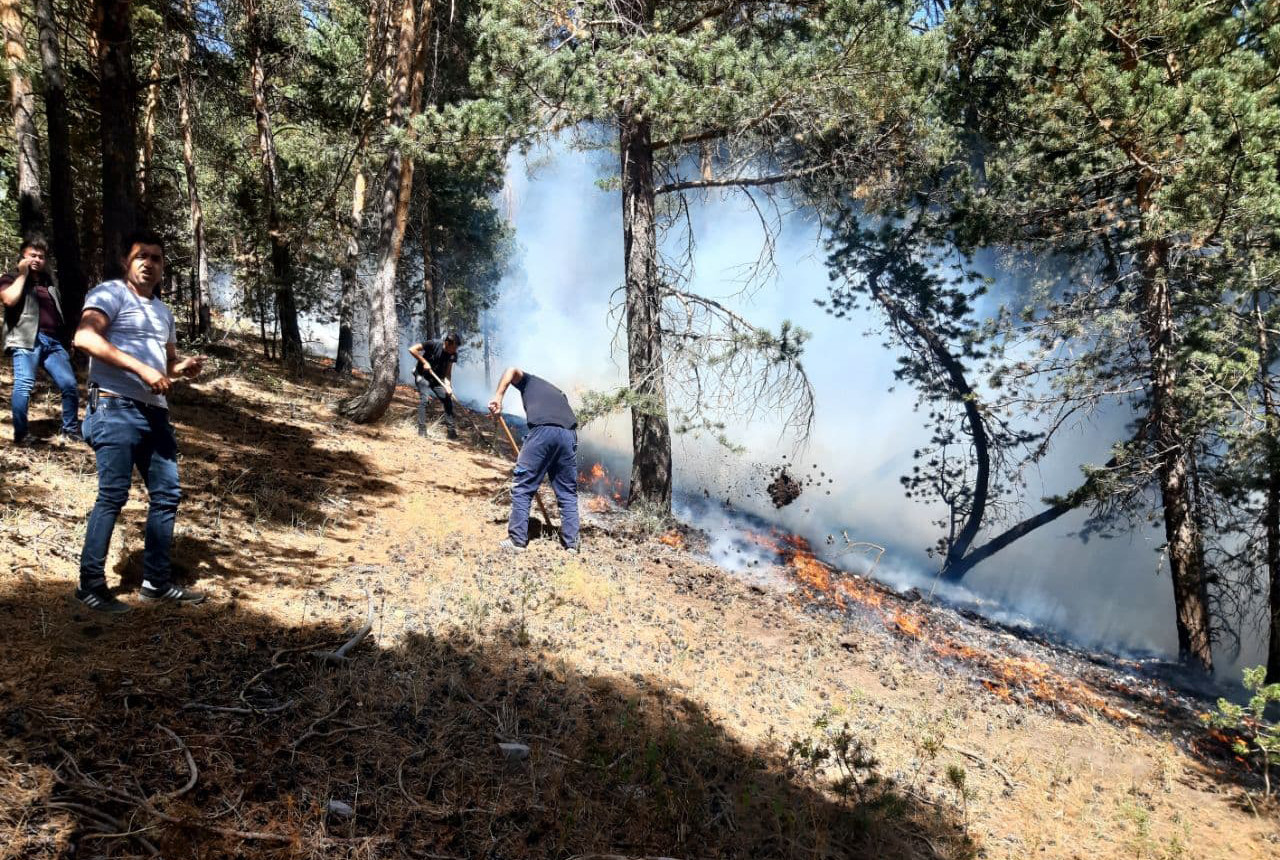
[310,587,374,664]
[45,801,161,857]
[152,726,198,802]
[944,743,1018,790]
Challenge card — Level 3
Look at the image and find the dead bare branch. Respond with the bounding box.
[310,586,375,664]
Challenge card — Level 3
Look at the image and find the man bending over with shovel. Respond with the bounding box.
[409,332,459,439]
[488,367,580,553]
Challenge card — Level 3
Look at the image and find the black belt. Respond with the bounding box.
[88,382,166,413]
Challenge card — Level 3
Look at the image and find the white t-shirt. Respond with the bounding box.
[84,280,175,408]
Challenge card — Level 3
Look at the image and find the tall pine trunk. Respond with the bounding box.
[616,0,671,512]
[336,166,363,373]
[34,0,86,321]
[178,0,209,336]
[95,0,137,277]
[338,0,429,422]
[336,0,386,376]
[246,0,302,368]
[620,111,672,511]
[1136,175,1212,670]
[1254,296,1280,684]
[2,0,44,236]
[138,44,163,219]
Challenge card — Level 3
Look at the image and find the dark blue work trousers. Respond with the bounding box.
[509,425,579,548]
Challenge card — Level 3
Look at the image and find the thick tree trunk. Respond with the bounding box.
[1254,297,1280,684]
[336,157,371,376]
[615,0,671,512]
[1136,196,1212,670]
[2,0,44,236]
[620,111,672,511]
[338,0,429,422]
[337,155,371,376]
[34,0,86,321]
[95,0,137,277]
[177,0,210,336]
[336,185,361,374]
[246,0,302,367]
[335,0,385,376]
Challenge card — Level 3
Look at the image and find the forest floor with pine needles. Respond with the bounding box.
[0,334,1277,859]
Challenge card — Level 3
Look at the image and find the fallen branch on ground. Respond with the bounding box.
[310,587,374,665]
[151,726,198,802]
[45,800,162,857]
[944,743,1018,790]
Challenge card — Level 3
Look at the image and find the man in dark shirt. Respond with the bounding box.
[408,332,459,439]
[488,367,580,551]
[0,237,79,443]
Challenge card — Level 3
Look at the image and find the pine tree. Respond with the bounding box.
[948,0,1280,671]
[457,0,935,512]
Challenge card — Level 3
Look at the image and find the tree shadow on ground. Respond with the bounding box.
[171,385,396,529]
[102,381,398,590]
[0,579,975,859]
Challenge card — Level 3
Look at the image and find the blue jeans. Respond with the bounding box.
[79,396,182,590]
[508,425,579,548]
[10,331,79,440]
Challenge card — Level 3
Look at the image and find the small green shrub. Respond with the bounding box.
[1203,666,1280,798]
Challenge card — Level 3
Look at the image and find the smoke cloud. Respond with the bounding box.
[299,139,1263,679]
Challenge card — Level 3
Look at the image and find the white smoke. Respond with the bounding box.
[302,137,1264,678]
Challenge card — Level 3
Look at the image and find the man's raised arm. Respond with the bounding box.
[488,366,524,414]
[0,260,29,308]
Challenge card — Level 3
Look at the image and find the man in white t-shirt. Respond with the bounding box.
[72,231,205,613]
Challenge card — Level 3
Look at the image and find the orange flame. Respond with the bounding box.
[580,461,627,507]
[659,530,686,550]
[835,578,884,607]
[932,641,983,660]
[891,611,923,637]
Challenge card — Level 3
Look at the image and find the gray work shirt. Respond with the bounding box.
[84,280,175,408]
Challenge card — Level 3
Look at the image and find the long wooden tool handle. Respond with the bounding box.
[495,414,557,532]
[420,362,451,393]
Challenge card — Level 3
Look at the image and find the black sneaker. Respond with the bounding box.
[74,586,131,614]
[447,428,459,440]
[139,584,206,605]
